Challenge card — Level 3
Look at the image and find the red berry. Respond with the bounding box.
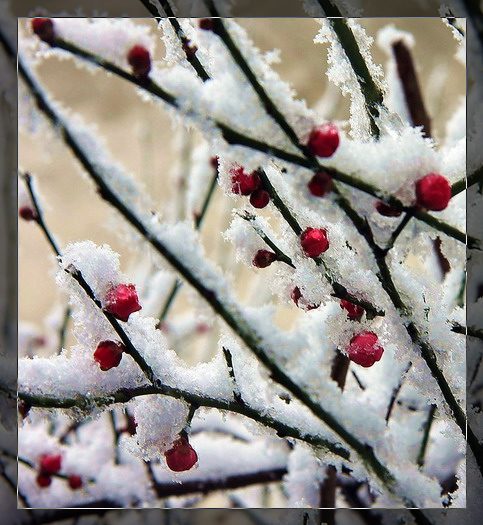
[375,201,402,217]
[291,286,320,311]
[307,123,340,158]
[36,473,52,488]
[210,156,219,169]
[308,171,333,197]
[253,249,277,268]
[67,474,83,490]
[127,45,151,79]
[347,331,384,368]
[19,206,37,221]
[250,189,270,209]
[39,454,62,475]
[415,173,451,211]
[300,227,329,258]
[94,340,125,371]
[104,283,142,322]
[165,436,198,472]
[340,299,364,321]
[230,167,261,196]
[31,18,55,44]
[199,18,215,31]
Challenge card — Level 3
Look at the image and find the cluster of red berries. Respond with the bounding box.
[230,165,270,209]
[93,283,142,371]
[36,453,83,490]
[164,435,198,472]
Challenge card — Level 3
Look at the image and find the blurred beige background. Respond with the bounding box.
[18,19,465,343]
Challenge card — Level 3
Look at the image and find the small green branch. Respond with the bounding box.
[452,165,483,197]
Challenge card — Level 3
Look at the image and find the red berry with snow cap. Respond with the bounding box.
[415,172,451,211]
[375,201,402,217]
[347,331,384,367]
[307,123,340,158]
[230,166,261,196]
[253,249,277,268]
[300,227,329,258]
[104,283,142,322]
[68,474,83,490]
[127,45,151,79]
[291,286,320,311]
[39,453,62,475]
[31,18,55,44]
[250,189,270,209]
[94,340,125,371]
[165,436,198,472]
[36,473,52,488]
[19,206,37,221]
[308,171,333,197]
[340,299,365,321]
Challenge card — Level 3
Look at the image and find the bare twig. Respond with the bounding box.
[417,404,437,467]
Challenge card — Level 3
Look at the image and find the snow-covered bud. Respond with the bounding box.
[250,189,270,209]
[252,249,277,268]
[39,454,62,475]
[104,283,142,322]
[307,123,340,158]
[375,201,402,217]
[67,475,83,490]
[230,166,261,196]
[127,45,151,79]
[300,227,329,258]
[308,171,333,197]
[415,173,451,211]
[94,340,125,371]
[340,299,364,321]
[347,331,384,367]
[31,18,55,44]
[164,436,198,472]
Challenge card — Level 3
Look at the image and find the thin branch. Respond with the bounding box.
[383,211,414,253]
[351,370,366,391]
[109,411,121,464]
[452,165,483,196]
[417,404,437,467]
[451,321,483,341]
[151,466,287,497]
[392,40,431,137]
[20,172,60,257]
[56,306,71,355]
[222,346,244,404]
[385,362,413,424]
